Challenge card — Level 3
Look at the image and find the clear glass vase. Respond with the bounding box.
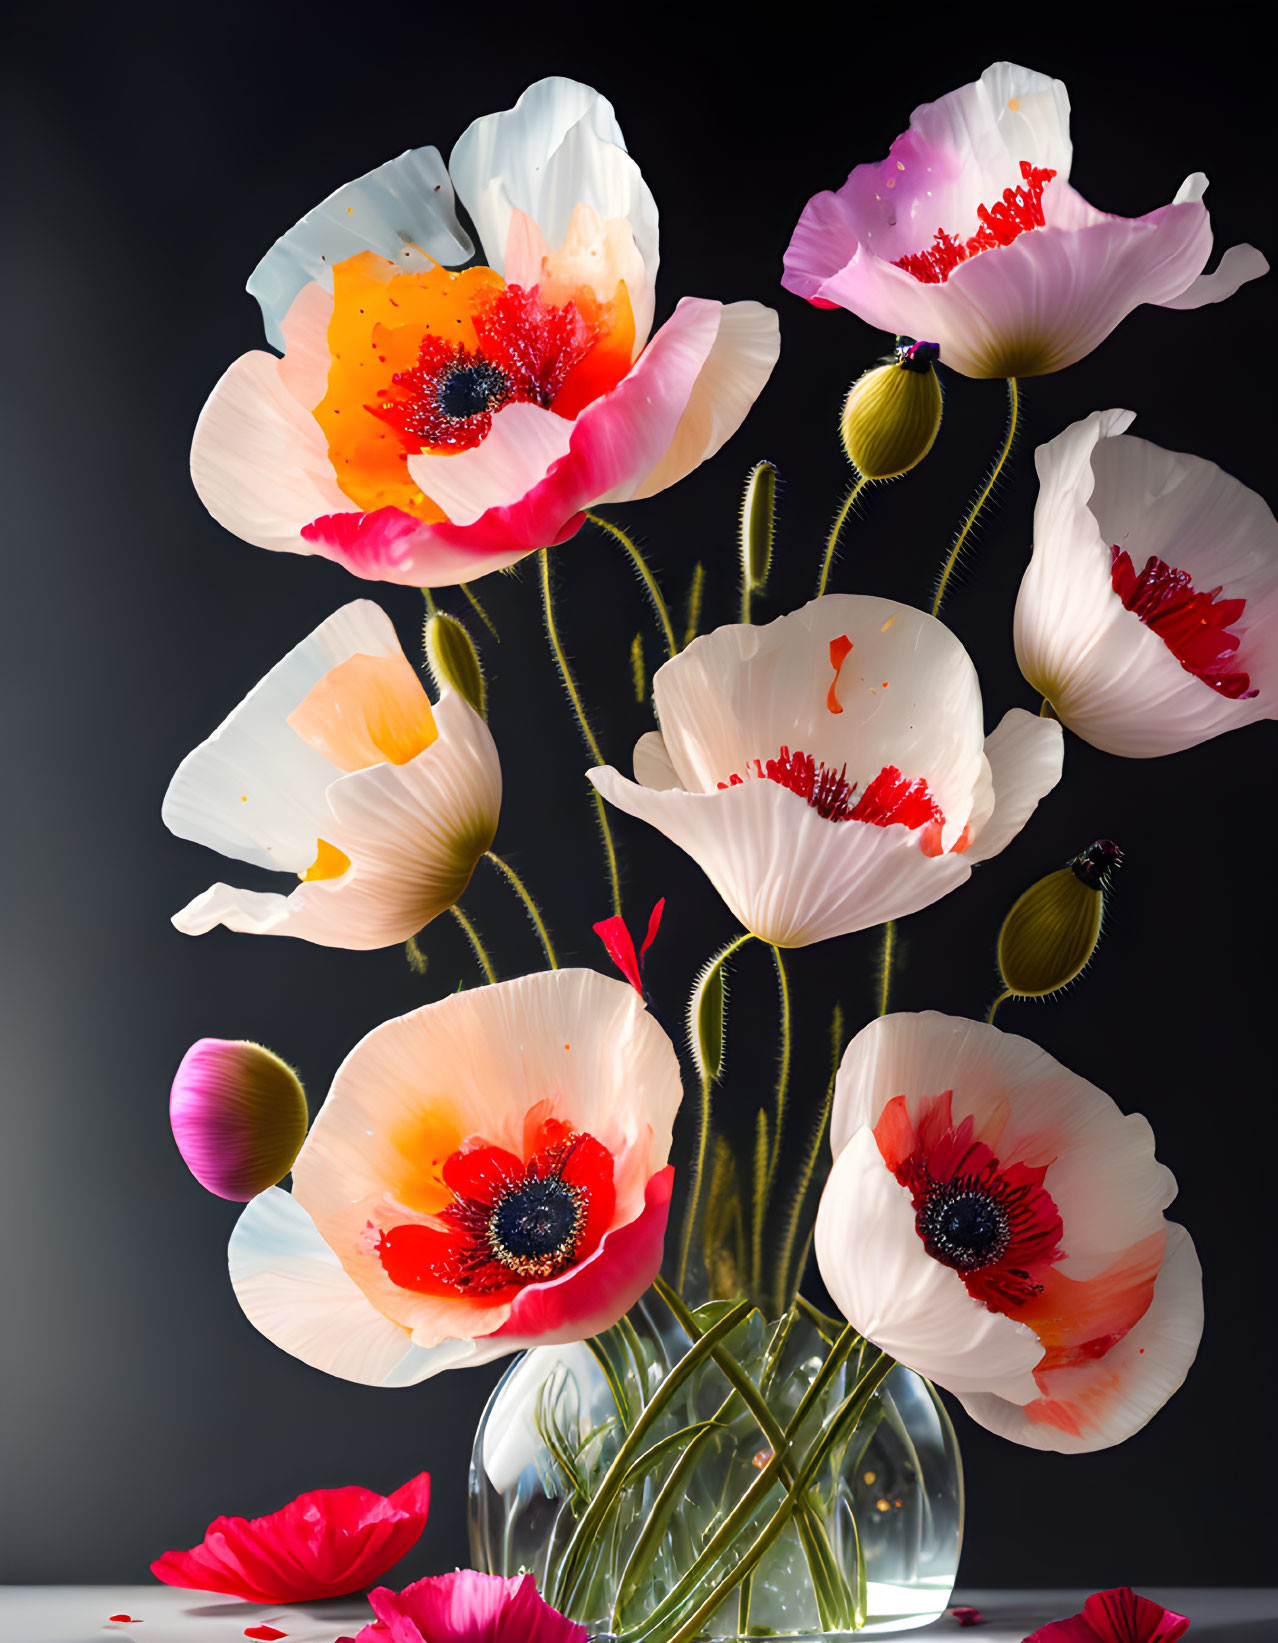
[469,1294,962,1640]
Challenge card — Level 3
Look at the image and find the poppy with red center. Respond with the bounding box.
[1110,545,1257,699]
[718,750,944,830]
[874,1088,1064,1312]
[377,1119,616,1298]
[895,161,1057,284]
[371,284,603,456]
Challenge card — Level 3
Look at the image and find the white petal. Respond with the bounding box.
[815,1128,1044,1400]
[276,281,336,412]
[190,350,352,555]
[408,403,575,527]
[247,147,473,351]
[171,691,502,949]
[964,708,1063,863]
[228,1188,469,1386]
[588,766,971,947]
[1159,237,1269,309]
[629,303,780,500]
[828,1011,1177,1280]
[162,600,403,874]
[450,78,659,343]
[291,969,682,1338]
[633,730,681,790]
[1015,410,1278,755]
[649,595,986,851]
[957,1223,1203,1451]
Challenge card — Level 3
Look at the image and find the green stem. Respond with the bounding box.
[460,581,499,639]
[986,988,1014,1024]
[587,510,677,661]
[421,586,438,614]
[878,919,896,1017]
[764,945,792,1207]
[815,475,870,598]
[537,547,622,917]
[449,904,496,984]
[484,850,558,969]
[676,931,754,1292]
[551,1301,754,1611]
[749,1107,768,1301]
[931,376,1020,618]
[773,1003,842,1312]
[683,563,705,649]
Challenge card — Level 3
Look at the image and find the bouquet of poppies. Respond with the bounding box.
[159,64,1270,1642]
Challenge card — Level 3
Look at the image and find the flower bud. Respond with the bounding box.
[739,461,777,592]
[997,841,1124,998]
[170,1039,308,1201]
[422,610,487,719]
[840,340,942,481]
[688,953,727,1084]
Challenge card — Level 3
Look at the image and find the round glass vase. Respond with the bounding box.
[469,1295,962,1640]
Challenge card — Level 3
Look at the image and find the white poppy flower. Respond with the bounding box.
[814,1011,1203,1453]
[162,600,500,947]
[588,596,1063,947]
[1015,410,1278,757]
[783,61,1266,378]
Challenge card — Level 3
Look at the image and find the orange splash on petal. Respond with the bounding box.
[289,652,437,771]
[827,634,853,714]
[301,837,352,882]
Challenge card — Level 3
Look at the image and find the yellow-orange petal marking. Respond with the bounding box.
[288,652,438,771]
[302,837,353,882]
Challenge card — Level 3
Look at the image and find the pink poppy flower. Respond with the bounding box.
[191,77,779,588]
[1026,1587,1190,1643]
[162,601,501,948]
[229,969,681,1386]
[782,61,1266,378]
[589,595,1063,946]
[1015,410,1278,757]
[814,1012,1203,1452]
[355,1571,586,1643]
[150,1473,430,1601]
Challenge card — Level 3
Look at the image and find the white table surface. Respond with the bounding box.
[1,1587,1274,1643]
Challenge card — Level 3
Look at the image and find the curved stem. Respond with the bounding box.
[931,376,1020,618]
[449,904,496,984]
[815,475,870,598]
[773,1002,842,1312]
[877,919,896,1017]
[538,547,622,917]
[676,931,754,1291]
[484,850,558,969]
[986,988,1014,1024]
[682,562,705,649]
[587,511,677,660]
[764,944,792,1204]
[459,581,499,640]
[420,586,438,614]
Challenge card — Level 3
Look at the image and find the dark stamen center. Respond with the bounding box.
[488,1176,584,1280]
[917,1186,1011,1271]
[438,360,509,420]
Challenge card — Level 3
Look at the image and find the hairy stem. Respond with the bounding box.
[931,376,1020,617]
[449,904,496,984]
[484,850,558,969]
[587,510,677,660]
[815,475,870,598]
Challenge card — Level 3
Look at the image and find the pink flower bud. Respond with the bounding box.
[170,1039,307,1201]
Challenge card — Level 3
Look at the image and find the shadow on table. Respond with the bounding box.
[181,1598,371,1622]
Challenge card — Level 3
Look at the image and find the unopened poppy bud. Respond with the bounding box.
[840,340,942,481]
[997,840,1125,999]
[739,460,777,592]
[170,1039,308,1201]
[688,954,727,1084]
[422,610,487,719]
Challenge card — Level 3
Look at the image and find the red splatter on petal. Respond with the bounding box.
[244,1627,288,1640]
[1110,545,1256,698]
[827,634,853,713]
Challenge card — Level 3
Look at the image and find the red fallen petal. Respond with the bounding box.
[639,898,665,963]
[244,1629,288,1641]
[594,913,642,992]
[366,1570,587,1643]
[1024,1587,1190,1642]
[150,1473,431,1603]
[107,1617,137,1624]
[951,1609,984,1627]
[827,634,853,713]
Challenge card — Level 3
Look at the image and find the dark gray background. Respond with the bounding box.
[3,0,1275,1596]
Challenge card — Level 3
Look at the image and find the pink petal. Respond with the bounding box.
[367,1571,587,1643]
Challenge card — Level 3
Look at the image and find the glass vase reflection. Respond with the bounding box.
[469,1297,962,1639]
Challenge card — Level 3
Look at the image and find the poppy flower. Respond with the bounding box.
[588,595,1063,947]
[1025,1588,1190,1643]
[1015,409,1278,757]
[355,1571,586,1643]
[191,77,779,588]
[162,600,500,947]
[228,969,681,1386]
[782,61,1266,379]
[150,1473,431,1601]
[814,1012,1203,1452]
